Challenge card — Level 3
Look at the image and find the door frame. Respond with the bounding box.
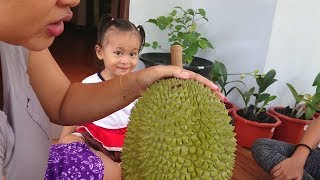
[111,0,130,20]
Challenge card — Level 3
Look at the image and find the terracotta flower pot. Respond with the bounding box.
[224,101,236,116]
[268,107,313,144]
[232,108,281,148]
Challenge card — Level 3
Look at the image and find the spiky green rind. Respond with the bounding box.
[122,78,236,180]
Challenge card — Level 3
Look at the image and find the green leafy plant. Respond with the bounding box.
[236,69,277,118]
[211,60,250,97]
[144,6,213,64]
[286,72,320,120]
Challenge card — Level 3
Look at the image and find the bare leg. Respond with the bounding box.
[58,133,85,144]
[91,148,122,180]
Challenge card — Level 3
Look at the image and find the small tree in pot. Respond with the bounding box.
[231,69,281,148]
[269,72,320,144]
[141,6,214,78]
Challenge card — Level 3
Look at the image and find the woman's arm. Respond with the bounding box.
[28,49,223,125]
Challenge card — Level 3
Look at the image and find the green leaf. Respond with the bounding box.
[198,38,208,49]
[226,87,237,96]
[211,61,228,91]
[175,25,182,31]
[268,95,277,101]
[183,53,193,64]
[226,80,246,86]
[244,87,255,105]
[186,44,198,56]
[305,106,316,120]
[207,41,214,49]
[170,10,177,17]
[175,18,182,23]
[216,61,227,82]
[144,43,151,47]
[264,69,277,81]
[311,93,320,104]
[184,33,198,44]
[316,83,320,94]
[256,93,270,103]
[257,69,277,93]
[152,41,159,49]
[186,9,195,16]
[183,44,198,63]
[168,34,177,43]
[190,22,196,33]
[258,78,277,93]
[312,73,320,86]
[198,9,206,17]
[146,19,157,24]
[235,88,246,105]
[287,83,302,103]
[156,16,173,30]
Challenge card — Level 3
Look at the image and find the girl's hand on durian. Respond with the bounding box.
[141,65,226,101]
[174,69,226,101]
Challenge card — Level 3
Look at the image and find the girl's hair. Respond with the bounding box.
[97,14,145,52]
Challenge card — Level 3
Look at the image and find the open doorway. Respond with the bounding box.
[49,0,130,139]
[49,0,130,83]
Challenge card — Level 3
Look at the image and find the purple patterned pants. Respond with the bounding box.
[45,142,104,180]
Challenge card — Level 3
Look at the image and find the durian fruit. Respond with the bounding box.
[122,78,236,180]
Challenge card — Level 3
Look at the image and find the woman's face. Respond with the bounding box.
[0,0,79,51]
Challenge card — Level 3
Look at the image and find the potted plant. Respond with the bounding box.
[210,60,245,114]
[268,72,320,144]
[210,60,262,116]
[231,69,281,148]
[141,6,214,78]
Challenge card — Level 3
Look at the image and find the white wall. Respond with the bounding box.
[264,0,320,107]
[192,0,277,107]
[130,0,192,70]
[130,0,277,107]
[130,1,320,109]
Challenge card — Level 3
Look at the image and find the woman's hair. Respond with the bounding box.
[97,14,145,52]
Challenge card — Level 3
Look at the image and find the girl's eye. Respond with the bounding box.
[115,51,122,55]
[130,52,137,57]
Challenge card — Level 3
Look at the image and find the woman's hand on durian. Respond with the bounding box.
[136,65,226,101]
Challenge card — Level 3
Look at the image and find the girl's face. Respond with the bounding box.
[96,29,141,80]
[0,0,79,51]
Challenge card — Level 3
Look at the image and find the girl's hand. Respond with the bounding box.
[271,157,304,180]
[137,65,226,101]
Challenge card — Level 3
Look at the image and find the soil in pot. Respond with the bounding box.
[275,106,311,120]
[237,105,277,124]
